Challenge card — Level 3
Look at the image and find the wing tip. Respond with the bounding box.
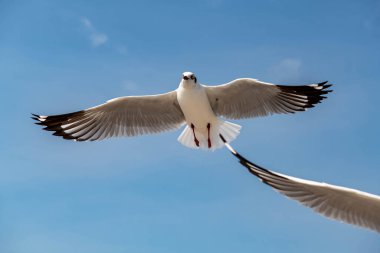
[32,110,90,141]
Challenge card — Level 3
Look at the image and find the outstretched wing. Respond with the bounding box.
[33,91,185,141]
[221,138,380,234]
[253,167,380,233]
[205,78,332,120]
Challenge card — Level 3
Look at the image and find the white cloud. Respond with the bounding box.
[80,17,128,54]
[121,80,139,93]
[90,33,108,47]
[81,17,92,29]
[81,17,108,47]
[269,58,302,82]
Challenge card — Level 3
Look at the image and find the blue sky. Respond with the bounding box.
[1,0,380,252]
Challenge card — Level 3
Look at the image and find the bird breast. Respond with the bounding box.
[177,85,218,129]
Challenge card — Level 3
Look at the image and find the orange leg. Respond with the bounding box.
[191,123,199,147]
[207,123,211,149]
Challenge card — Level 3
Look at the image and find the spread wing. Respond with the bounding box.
[205,78,332,120]
[33,91,185,141]
[254,168,380,233]
[222,140,380,234]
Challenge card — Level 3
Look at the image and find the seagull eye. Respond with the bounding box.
[183,76,189,80]
[190,76,194,80]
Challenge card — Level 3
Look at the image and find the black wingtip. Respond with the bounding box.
[318,81,329,85]
[31,113,39,120]
[318,82,333,94]
[31,113,44,122]
[219,134,227,143]
[219,135,290,184]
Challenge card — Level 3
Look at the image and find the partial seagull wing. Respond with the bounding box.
[33,91,185,141]
[253,167,380,233]
[221,136,380,234]
[205,79,332,119]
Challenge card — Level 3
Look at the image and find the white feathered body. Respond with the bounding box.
[33,71,331,151]
[176,81,241,150]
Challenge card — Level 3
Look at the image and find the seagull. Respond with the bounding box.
[220,135,380,234]
[33,72,332,150]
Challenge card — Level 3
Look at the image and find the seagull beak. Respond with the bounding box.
[183,76,189,80]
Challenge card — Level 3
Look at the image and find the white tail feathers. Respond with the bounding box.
[177,120,241,150]
[218,121,241,144]
[177,125,197,149]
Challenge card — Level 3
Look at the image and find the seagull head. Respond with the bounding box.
[182,72,197,84]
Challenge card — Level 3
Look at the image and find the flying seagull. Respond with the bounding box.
[33,72,332,149]
[220,135,380,234]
